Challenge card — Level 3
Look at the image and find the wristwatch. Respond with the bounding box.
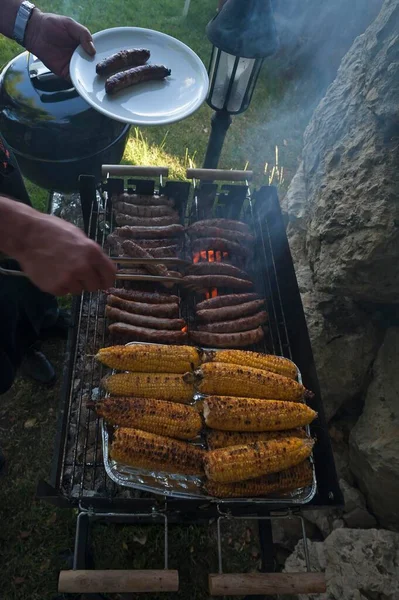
[13,1,36,46]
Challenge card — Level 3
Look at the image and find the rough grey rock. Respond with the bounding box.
[344,507,378,529]
[350,327,399,531]
[301,291,380,420]
[283,167,381,420]
[281,0,398,422]
[294,0,399,303]
[303,509,344,540]
[329,423,354,484]
[284,535,326,573]
[340,478,378,529]
[340,478,366,514]
[272,516,321,552]
[284,528,399,600]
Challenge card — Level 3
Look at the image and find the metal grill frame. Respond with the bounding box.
[37,172,342,516]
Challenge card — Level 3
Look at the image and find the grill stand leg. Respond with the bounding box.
[209,513,324,597]
[232,519,275,600]
[60,510,177,597]
[259,519,275,572]
[241,520,276,600]
[72,512,107,600]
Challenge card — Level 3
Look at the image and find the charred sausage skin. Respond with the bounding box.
[110,322,188,344]
[105,64,171,95]
[96,49,150,76]
[189,327,264,348]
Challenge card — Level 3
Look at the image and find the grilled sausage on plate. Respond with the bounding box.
[96,48,150,76]
[105,64,171,95]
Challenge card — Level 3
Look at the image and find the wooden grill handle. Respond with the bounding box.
[58,569,179,594]
[186,168,253,181]
[208,572,326,596]
[102,165,169,177]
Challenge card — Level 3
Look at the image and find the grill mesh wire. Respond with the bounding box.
[59,180,295,500]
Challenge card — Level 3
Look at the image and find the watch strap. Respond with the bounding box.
[13,1,36,46]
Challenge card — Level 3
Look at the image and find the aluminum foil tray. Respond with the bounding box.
[102,343,317,505]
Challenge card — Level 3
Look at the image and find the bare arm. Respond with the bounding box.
[0,196,116,295]
[0,2,95,79]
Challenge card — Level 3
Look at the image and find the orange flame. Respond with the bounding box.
[205,289,218,299]
[193,252,200,264]
[182,325,188,332]
[208,250,215,262]
[200,251,207,261]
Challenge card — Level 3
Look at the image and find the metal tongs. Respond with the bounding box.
[111,256,190,269]
[0,256,202,290]
[112,256,188,285]
[111,257,204,291]
[0,257,189,278]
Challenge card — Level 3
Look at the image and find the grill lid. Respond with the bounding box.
[0,52,127,162]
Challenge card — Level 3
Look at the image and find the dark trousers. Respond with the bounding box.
[0,136,58,394]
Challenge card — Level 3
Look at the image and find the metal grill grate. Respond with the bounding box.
[43,173,342,512]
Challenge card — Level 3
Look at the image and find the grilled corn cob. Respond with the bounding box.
[205,460,313,498]
[101,372,195,402]
[207,428,307,450]
[93,397,202,439]
[196,362,305,401]
[96,344,201,373]
[111,428,204,475]
[203,350,297,379]
[204,436,314,483]
[203,396,316,431]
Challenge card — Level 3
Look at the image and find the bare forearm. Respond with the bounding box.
[0,195,116,295]
[0,196,35,257]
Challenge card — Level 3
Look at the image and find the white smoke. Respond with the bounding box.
[234,0,384,185]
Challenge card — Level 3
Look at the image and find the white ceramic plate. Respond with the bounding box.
[70,27,209,126]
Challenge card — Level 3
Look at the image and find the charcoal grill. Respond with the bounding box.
[37,165,342,598]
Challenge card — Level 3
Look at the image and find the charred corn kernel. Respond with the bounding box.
[101,372,194,402]
[203,396,316,431]
[197,362,305,401]
[94,397,202,440]
[111,428,204,475]
[204,437,314,483]
[204,350,297,379]
[207,429,307,450]
[96,344,201,373]
[205,460,313,498]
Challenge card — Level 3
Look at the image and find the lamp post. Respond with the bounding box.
[203,0,278,169]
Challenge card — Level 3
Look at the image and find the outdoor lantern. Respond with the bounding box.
[203,0,278,169]
[207,51,264,115]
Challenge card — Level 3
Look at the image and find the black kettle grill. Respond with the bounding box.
[0,52,130,192]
